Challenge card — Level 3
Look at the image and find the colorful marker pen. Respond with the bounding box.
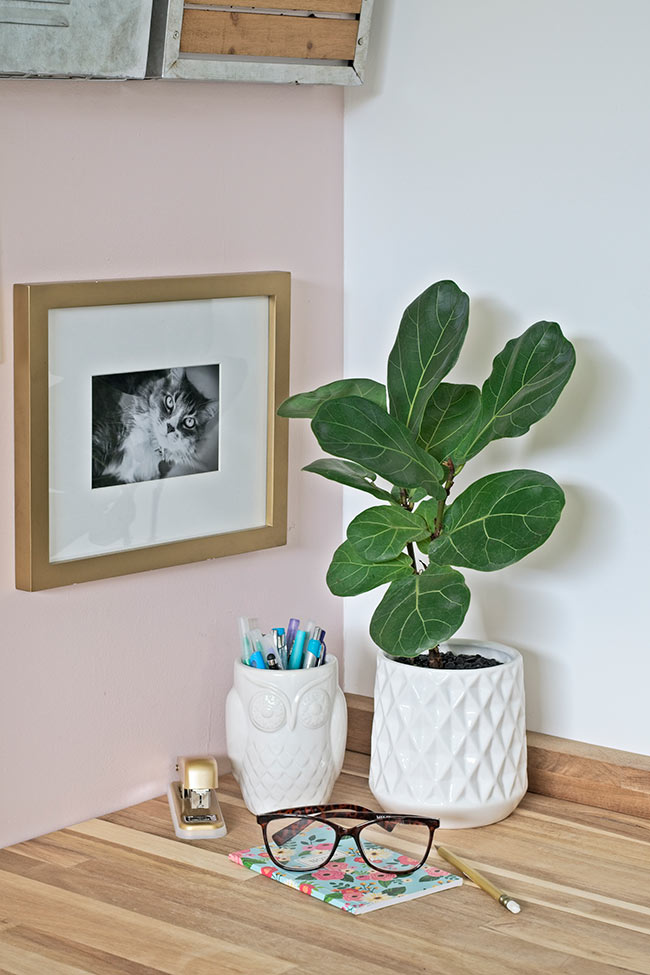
[286,618,300,652]
[289,629,308,669]
[249,650,267,668]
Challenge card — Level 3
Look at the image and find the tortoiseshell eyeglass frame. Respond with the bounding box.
[256,803,440,875]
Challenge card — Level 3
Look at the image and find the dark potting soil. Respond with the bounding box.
[395,651,502,670]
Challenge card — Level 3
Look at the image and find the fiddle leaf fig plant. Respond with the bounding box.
[278,280,576,663]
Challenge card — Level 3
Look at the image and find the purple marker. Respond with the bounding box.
[286,618,300,652]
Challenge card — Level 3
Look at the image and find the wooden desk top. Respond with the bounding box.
[1,751,649,975]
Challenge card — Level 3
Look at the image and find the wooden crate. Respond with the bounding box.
[148,0,374,85]
[0,0,153,79]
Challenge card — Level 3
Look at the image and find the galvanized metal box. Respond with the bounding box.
[0,0,154,78]
[148,0,374,86]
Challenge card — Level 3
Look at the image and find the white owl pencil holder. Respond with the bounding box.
[225,656,347,815]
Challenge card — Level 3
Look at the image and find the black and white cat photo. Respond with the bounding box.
[92,365,220,488]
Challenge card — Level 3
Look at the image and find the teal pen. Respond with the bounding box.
[288,629,308,669]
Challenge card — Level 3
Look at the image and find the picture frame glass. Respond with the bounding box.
[48,295,270,563]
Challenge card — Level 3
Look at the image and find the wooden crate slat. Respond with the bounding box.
[180,9,359,60]
[185,1,363,14]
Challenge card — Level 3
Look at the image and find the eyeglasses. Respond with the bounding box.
[256,804,440,875]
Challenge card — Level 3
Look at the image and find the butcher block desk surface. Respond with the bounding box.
[1,751,649,975]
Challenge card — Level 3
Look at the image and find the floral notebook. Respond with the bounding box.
[229,827,462,915]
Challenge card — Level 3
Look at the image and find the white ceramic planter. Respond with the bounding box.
[226,657,347,815]
[369,640,527,828]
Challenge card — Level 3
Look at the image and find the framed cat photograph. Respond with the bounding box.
[13,271,290,590]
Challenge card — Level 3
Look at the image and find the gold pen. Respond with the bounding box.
[436,845,521,914]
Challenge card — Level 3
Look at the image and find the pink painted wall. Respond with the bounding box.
[0,79,344,847]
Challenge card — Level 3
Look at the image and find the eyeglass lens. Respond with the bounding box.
[266,817,338,870]
[357,820,431,873]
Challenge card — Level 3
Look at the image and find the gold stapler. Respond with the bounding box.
[167,756,227,840]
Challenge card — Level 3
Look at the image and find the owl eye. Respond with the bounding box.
[298,688,330,729]
[183,416,196,430]
[164,394,174,412]
[249,691,286,732]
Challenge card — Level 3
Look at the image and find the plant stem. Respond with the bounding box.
[427,645,441,668]
[406,541,418,574]
[432,459,456,539]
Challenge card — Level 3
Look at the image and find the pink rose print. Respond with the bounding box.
[424,866,447,877]
[312,864,347,881]
[397,855,419,866]
[365,871,397,881]
[299,883,315,895]
[260,865,277,877]
[342,888,365,902]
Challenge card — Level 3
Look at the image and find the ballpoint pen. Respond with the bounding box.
[272,629,287,668]
[303,638,322,668]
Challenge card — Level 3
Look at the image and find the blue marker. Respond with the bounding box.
[289,629,308,669]
[249,650,267,668]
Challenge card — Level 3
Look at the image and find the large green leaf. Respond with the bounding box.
[458,321,576,461]
[347,505,430,563]
[311,396,446,500]
[369,564,470,656]
[327,540,414,597]
[387,280,470,434]
[302,459,396,504]
[417,383,481,463]
[413,497,442,535]
[428,469,565,572]
[277,378,386,419]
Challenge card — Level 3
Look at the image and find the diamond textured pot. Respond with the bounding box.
[226,657,347,815]
[369,640,527,828]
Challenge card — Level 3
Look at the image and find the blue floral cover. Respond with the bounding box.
[229,825,462,915]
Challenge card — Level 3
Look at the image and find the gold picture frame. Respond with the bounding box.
[14,271,290,591]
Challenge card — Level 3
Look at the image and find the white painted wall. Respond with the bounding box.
[343,0,650,753]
